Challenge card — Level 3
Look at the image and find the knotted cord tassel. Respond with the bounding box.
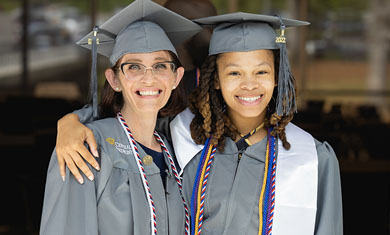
[275,17,296,116]
[89,26,99,120]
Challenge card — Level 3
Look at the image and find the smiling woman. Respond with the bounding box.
[175,12,343,235]
[39,0,201,235]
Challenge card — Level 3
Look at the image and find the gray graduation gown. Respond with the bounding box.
[40,117,186,235]
[181,136,343,235]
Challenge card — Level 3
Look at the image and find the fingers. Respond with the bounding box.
[64,155,84,184]
[68,150,95,182]
[85,129,99,158]
[78,145,100,171]
[57,155,66,182]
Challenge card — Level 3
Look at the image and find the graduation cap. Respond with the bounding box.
[194,12,310,117]
[77,0,202,119]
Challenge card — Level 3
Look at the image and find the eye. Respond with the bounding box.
[128,64,142,71]
[153,63,169,71]
[256,70,269,75]
[228,71,240,76]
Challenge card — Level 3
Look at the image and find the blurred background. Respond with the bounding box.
[0,0,389,234]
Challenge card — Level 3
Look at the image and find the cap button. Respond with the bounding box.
[142,155,153,165]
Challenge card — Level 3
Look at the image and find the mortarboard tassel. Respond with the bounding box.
[88,26,99,120]
[275,17,297,116]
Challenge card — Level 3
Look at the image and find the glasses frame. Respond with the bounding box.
[119,61,177,79]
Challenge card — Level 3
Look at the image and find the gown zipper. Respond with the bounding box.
[222,150,244,235]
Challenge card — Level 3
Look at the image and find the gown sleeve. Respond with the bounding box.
[72,105,94,124]
[314,140,343,235]
[39,149,99,235]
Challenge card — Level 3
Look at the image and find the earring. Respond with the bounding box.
[115,87,120,91]
[172,85,176,89]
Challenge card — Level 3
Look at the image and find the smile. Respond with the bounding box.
[137,90,161,96]
[237,95,262,102]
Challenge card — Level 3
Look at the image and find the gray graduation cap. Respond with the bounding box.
[194,12,310,116]
[77,0,202,119]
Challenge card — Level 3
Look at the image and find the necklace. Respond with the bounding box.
[235,121,265,152]
[117,112,190,235]
[190,128,276,235]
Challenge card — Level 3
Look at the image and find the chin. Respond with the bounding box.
[233,108,266,119]
[135,105,162,114]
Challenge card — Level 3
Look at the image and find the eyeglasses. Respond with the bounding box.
[120,61,177,79]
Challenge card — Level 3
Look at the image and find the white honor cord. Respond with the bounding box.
[117,114,157,235]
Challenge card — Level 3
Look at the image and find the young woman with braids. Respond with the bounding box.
[169,13,343,235]
[50,12,342,235]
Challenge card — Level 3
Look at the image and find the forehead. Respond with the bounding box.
[217,49,274,66]
[121,50,172,62]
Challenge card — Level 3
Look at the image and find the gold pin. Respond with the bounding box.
[88,30,100,45]
[106,137,115,145]
[88,38,100,45]
[142,155,153,165]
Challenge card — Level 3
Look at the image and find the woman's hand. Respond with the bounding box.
[56,113,100,184]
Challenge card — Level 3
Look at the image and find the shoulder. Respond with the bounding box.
[314,139,340,174]
[285,123,340,170]
[86,117,118,130]
[85,117,119,140]
[287,122,339,166]
[285,122,314,142]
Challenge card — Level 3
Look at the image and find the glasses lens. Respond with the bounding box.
[122,62,176,79]
[123,63,144,78]
[153,62,175,77]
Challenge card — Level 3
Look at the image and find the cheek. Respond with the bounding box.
[265,80,275,91]
[218,78,238,93]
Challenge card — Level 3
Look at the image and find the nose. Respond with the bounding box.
[240,75,259,90]
[140,68,157,84]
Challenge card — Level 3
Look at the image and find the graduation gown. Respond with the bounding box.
[40,117,186,235]
[179,127,343,235]
[168,108,343,235]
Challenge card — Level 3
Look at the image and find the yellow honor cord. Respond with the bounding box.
[195,146,213,233]
[258,141,270,235]
[240,122,265,147]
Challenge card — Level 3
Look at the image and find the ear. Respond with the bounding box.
[173,66,185,88]
[105,68,121,91]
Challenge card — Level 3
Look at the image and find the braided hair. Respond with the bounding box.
[188,50,296,152]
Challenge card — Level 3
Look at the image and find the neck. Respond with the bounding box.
[120,106,161,152]
[228,111,267,143]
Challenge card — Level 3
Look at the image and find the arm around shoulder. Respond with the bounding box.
[314,140,343,235]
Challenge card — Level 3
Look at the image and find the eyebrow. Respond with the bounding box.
[123,58,142,63]
[154,57,170,61]
[123,57,170,63]
[224,61,272,68]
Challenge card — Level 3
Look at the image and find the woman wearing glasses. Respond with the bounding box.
[39,0,201,234]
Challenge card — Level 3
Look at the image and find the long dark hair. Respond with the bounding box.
[99,51,187,118]
[188,50,296,152]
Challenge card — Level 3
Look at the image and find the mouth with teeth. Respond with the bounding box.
[236,94,263,105]
[136,90,162,97]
